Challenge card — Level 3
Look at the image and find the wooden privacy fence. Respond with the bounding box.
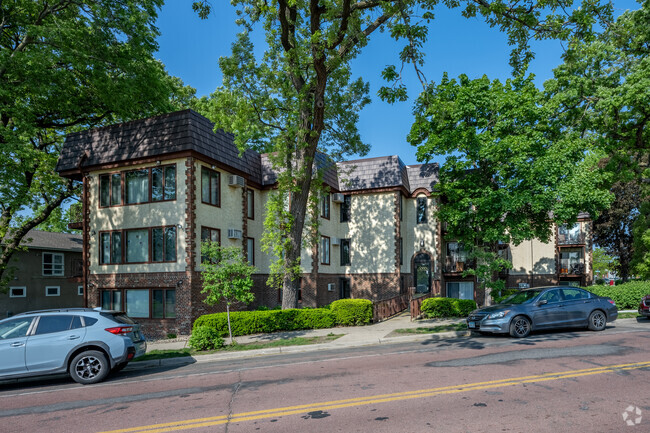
[372,293,410,322]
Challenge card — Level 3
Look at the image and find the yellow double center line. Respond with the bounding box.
[101,361,650,433]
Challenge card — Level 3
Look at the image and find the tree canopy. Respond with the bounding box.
[409,73,612,247]
[193,0,613,308]
[0,0,194,288]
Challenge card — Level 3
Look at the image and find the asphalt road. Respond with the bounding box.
[2,319,649,433]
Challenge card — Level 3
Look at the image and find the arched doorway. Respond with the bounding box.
[414,253,431,294]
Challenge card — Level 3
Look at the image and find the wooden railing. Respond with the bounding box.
[410,291,435,320]
[372,293,410,322]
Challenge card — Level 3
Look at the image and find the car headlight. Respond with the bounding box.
[488,310,510,319]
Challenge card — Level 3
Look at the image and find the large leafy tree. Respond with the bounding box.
[592,180,642,281]
[408,73,612,297]
[0,1,194,289]
[194,0,612,309]
[409,73,612,246]
[547,1,650,278]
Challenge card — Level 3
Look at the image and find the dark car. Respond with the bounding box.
[0,308,146,384]
[466,286,618,338]
[639,295,650,318]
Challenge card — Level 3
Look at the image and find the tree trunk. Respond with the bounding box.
[226,303,233,344]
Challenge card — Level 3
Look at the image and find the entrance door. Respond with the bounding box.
[414,253,431,294]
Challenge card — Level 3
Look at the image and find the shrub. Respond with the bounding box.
[421,297,455,318]
[453,299,478,316]
[421,297,477,318]
[330,299,373,325]
[188,326,225,351]
[588,281,650,309]
[193,308,336,337]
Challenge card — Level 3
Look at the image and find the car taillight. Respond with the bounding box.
[105,326,133,335]
[608,299,616,306]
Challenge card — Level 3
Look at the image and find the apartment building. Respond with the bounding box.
[56,109,592,337]
[1,230,84,318]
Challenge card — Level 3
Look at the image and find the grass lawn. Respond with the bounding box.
[617,312,645,319]
[133,333,344,362]
[390,323,468,335]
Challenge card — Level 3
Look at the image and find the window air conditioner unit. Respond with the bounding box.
[228,175,245,188]
[327,283,336,292]
[331,237,341,246]
[227,229,242,239]
[332,193,344,203]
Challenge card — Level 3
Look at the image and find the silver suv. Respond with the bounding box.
[0,308,146,384]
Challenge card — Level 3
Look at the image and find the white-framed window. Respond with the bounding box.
[78,285,84,296]
[43,252,64,276]
[9,287,26,298]
[45,286,60,297]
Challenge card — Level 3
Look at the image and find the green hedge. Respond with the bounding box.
[588,281,650,310]
[420,297,478,318]
[330,299,373,326]
[193,308,336,337]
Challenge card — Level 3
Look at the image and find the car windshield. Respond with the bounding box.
[500,290,542,305]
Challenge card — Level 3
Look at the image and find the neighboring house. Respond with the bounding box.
[55,109,593,337]
[1,230,84,318]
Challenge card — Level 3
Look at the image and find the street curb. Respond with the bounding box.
[125,330,471,371]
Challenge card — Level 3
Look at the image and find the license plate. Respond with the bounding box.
[468,322,476,329]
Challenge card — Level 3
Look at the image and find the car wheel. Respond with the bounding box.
[509,316,531,338]
[69,350,110,385]
[588,310,607,331]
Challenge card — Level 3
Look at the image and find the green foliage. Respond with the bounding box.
[200,242,256,308]
[201,242,256,342]
[330,299,373,326]
[632,202,650,280]
[592,181,642,281]
[454,299,479,317]
[588,281,650,310]
[592,247,620,279]
[421,298,478,318]
[421,298,455,318]
[462,245,512,297]
[0,0,195,290]
[193,308,336,337]
[410,73,612,249]
[188,326,225,351]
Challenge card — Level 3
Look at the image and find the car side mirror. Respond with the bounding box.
[537,299,548,306]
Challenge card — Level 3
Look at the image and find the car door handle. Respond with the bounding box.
[10,342,25,347]
[67,335,81,340]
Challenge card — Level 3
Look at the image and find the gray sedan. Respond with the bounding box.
[466,287,618,338]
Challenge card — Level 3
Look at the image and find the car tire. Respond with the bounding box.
[588,310,607,331]
[69,350,110,385]
[509,316,531,338]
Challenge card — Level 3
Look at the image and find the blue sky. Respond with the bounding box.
[154,1,640,166]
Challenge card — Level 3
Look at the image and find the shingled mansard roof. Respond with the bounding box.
[57,109,439,194]
[2,230,82,252]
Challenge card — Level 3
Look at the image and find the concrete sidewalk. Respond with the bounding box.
[128,313,467,370]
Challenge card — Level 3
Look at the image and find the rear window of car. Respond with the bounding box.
[102,312,136,325]
[82,316,98,327]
